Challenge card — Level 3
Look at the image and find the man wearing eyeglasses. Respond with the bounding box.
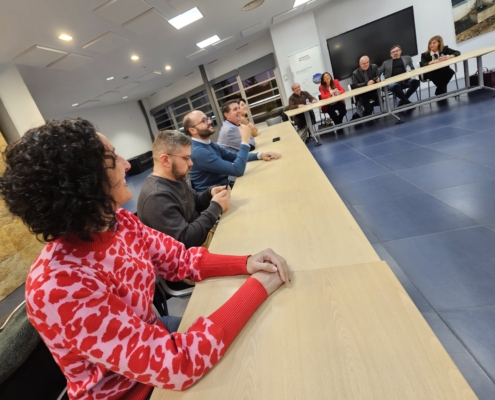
[137,130,230,248]
[380,45,420,106]
[288,83,317,142]
[183,110,281,193]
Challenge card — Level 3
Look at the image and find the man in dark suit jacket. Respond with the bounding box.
[351,56,381,116]
[381,45,420,106]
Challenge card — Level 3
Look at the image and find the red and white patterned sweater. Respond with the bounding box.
[25,209,267,400]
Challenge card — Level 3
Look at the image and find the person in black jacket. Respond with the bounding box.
[351,56,381,116]
[420,35,460,96]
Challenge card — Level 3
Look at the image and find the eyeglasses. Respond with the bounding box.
[192,117,211,128]
[167,154,192,162]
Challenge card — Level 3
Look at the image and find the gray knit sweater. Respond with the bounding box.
[137,175,222,248]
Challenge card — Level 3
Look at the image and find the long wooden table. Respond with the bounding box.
[286,45,495,143]
[151,125,476,399]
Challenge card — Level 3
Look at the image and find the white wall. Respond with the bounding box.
[52,101,153,159]
[314,0,495,85]
[270,11,322,102]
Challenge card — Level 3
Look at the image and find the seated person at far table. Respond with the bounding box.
[137,130,230,249]
[184,110,281,192]
[288,82,318,141]
[319,71,346,125]
[217,99,256,152]
[381,44,420,106]
[420,35,460,96]
[351,56,381,116]
[0,118,291,400]
[239,98,258,141]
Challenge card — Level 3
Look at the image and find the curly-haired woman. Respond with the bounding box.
[0,118,290,400]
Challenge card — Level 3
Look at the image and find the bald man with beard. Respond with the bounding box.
[351,56,381,116]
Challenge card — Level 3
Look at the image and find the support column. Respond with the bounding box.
[0,65,45,144]
[198,64,222,126]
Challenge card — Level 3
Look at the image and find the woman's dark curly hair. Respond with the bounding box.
[0,118,118,242]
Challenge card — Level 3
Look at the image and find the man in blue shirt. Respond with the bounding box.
[183,110,281,192]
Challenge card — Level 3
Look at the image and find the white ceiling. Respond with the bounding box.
[0,0,328,117]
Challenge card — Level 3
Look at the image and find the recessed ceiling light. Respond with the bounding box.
[72,103,78,107]
[169,7,203,30]
[106,76,114,80]
[165,65,171,70]
[123,96,128,99]
[131,55,139,60]
[59,34,73,41]
[197,35,221,49]
[293,0,311,7]
[242,0,265,11]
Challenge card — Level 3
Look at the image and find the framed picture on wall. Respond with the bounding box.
[453,0,495,43]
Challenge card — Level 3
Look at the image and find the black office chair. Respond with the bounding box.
[153,277,194,316]
[0,301,68,400]
[417,61,459,99]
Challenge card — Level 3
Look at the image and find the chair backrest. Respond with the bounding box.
[347,85,356,105]
[417,61,427,82]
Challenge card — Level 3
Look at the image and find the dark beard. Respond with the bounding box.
[196,125,215,140]
[171,162,190,181]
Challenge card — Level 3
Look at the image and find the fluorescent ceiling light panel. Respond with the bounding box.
[196,35,220,49]
[168,7,203,30]
[212,36,235,49]
[293,0,311,7]
[59,34,73,41]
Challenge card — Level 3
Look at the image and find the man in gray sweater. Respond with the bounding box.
[137,130,230,248]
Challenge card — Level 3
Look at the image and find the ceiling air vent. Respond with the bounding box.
[242,0,264,11]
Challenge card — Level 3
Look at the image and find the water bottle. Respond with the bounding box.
[380,72,385,82]
[406,64,411,73]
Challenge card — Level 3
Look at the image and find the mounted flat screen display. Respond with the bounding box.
[327,7,418,80]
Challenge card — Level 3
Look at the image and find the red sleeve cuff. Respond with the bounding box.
[198,250,249,280]
[208,278,267,349]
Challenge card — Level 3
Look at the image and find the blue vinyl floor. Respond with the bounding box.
[308,88,495,398]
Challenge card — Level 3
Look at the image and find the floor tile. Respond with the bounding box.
[346,205,379,244]
[452,114,495,131]
[385,121,443,139]
[324,159,390,186]
[426,132,495,156]
[432,179,495,231]
[461,150,495,169]
[383,227,495,311]
[343,133,396,149]
[373,147,455,171]
[312,148,368,169]
[336,173,425,206]
[373,243,432,312]
[441,306,495,384]
[354,193,477,241]
[403,126,477,145]
[396,159,495,191]
[356,139,420,158]
[422,311,495,399]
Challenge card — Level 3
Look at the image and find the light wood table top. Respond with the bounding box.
[207,122,380,271]
[286,45,495,118]
[151,261,476,400]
